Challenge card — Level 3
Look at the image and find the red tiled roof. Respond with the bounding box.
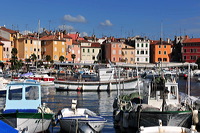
[0,36,9,41]
[63,34,72,39]
[183,38,200,43]
[0,26,17,34]
[40,35,65,41]
[150,40,171,45]
[91,43,101,48]
[72,40,80,45]
[0,41,4,45]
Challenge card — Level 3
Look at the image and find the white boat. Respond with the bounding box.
[55,67,139,91]
[138,120,198,133]
[28,74,55,86]
[57,99,106,133]
[0,80,54,133]
[113,75,197,130]
[0,77,10,94]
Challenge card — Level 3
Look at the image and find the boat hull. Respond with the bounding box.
[0,112,53,133]
[115,110,192,129]
[59,117,106,132]
[55,78,139,91]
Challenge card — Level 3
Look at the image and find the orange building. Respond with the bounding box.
[63,34,73,62]
[150,39,172,63]
[40,35,66,62]
[103,41,123,63]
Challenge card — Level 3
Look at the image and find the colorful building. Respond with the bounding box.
[121,43,135,64]
[40,35,66,62]
[0,36,11,61]
[150,39,172,63]
[14,36,41,60]
[182,36,200,63]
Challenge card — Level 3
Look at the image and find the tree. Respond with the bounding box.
[46,55,51,63]
[30,53,37,66]
[71,54,76,63]
[59,55,65,63]
[10,48,18,71]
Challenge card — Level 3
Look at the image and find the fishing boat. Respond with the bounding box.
[56,99,107,133]
[113,74,198,130]
[0,80,54,133]
[55,67,139,91]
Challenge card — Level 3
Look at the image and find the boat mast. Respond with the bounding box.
[36,19,40,72]
[188,63,190,96]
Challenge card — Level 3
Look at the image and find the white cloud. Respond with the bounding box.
[63,15,86,23]
[21,30,32,35]
[80,32,88,37]
[100,20,113,26]
[58,25,75,32]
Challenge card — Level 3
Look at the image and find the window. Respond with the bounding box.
[184,56,186,60]
[184,49,186,53]
[158,51,161,54]
[137,43,139,47]
[159,45,161,48]
[119,50,122,55]
[92,49,94,53]
[83,49,85,53]
[8,87,22,100]
[3,48,5,51]
[7,48,9,51]
[163,58,167,61]
[119,44,122,47]
[191,49,193,53]
[131,58,133,61]
[88,49,90,53]
[113,50,116,54]
[131,51,134,54]
[62,48,65,53]
[62,42,65,45]
[125,51,127,55]
[158,58,162,61]
[92,56,95,60]
[30,40,33,44]
[137,58,139,61]
[34,48,36,52]
[146,58,148,62]
[113,57,115,61]
[164,51,167,55]
[25,40,27,44]
[54,47,57,51]
[113,44,116,47]
[54,41,57,44]
[146,51,148,54]
[146,43,148,47]
[141,43,144,47]
[164,45,166,48]
[137,51,139,54]
[194,49,197,52]
[141,51,144,54]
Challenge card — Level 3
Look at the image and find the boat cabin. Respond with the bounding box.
[4,80,41,113]
[143,78,179,110]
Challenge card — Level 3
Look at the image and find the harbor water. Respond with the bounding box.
[0,76,200,133]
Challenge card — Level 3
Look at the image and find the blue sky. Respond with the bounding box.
[1,0,200,40]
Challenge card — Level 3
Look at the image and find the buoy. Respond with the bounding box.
[77,87,82,91]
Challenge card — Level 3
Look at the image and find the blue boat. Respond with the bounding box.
[0,80,54,133]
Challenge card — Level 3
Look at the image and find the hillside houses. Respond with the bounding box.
[0,26,200,65]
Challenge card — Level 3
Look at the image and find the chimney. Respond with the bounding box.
[61,32,63,39]
[58,32,61,40]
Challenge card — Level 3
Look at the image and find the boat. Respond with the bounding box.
[0,79,54,133]
[0,77,10,94]
[138,120,198,133]
[29,74,55,86]
[113,74,198,131]
[56,99,107,133]
[0,120,18,133]
[55,67,139,91]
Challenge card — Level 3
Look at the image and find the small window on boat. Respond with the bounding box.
[8,87,22,100]
[25,86,39,100]
[106,71,112,73]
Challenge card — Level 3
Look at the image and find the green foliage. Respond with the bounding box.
[59,55,65,63]
[71,54,76,63]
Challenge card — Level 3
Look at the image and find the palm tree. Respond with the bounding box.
[30,53,37,66]
[71,54,76,63]
[59,55,65,63]
[46,55,51,64]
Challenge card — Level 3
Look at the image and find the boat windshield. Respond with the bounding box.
[8,85,39,100]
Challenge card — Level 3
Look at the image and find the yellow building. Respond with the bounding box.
[41,35,66,62]
[122,43,135,64]
[14,36,41,60]
[0,41,3,61]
